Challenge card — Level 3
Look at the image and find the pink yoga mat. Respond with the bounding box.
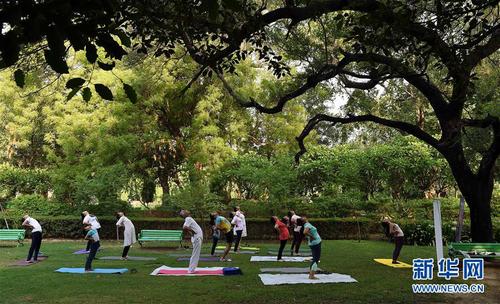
[158,269,223,276]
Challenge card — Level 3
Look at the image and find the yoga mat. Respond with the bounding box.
[259,273,357,285]
[267,251,311,256]
[214,250,256,254]
[216,246,259,251]
[251,256,312,262]
[374,259,412,268]
[73,248,102,255]
[98,256,157,261]
[260,267,323,274]
[176,256,220,262]
[55,268,128,274]
[150,266,224,276]
[11,257,47,266]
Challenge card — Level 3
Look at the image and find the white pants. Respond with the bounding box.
[189,237,203,272]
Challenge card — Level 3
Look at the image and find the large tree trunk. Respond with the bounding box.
[444,147,494,242]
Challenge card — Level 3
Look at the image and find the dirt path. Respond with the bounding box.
[442,261,500,304]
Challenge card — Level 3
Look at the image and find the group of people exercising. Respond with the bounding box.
[20,209,404,277]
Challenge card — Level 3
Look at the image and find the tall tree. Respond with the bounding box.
[1,0,498,241]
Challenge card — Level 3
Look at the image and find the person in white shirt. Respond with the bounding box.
[180,210,203,273]
[231,211,244,253]
[82,211,101,252]
[116,212,137,260]
[381,218,405,264]
[233,207,247,251]
[288,210,303,255]
[22,215,43,263]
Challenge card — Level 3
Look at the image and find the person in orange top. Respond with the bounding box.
[271,216,290,261]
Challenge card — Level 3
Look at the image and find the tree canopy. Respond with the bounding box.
[0,0,498,241]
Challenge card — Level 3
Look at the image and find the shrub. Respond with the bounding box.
[6,194,69,216]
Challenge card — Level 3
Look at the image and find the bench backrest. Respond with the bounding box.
[0,229,25,239]
[139,230,183,238]
[449,243,500,252]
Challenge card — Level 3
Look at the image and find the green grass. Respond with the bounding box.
[0,240,455,304]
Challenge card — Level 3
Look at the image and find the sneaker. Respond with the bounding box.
[392,261,400,264]
[220,258,232,262]
[85,269,93,273]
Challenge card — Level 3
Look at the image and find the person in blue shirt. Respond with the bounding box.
[83,224,100,272]
[298,216,321,279]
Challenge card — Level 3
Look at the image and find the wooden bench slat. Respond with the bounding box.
[137,229,183,247]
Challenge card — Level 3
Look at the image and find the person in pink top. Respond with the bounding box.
[271,216,290,261]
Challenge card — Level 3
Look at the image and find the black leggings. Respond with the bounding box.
[122,245,130,258]
[27,231,42,261]
[310,242,321,270]
[393,236,404,261]
[291,231,303,253]
[86,228,100,251]
[234,230,243,252]
[211,236,219,255]
[85,241,100,270]
[277,239,287,260]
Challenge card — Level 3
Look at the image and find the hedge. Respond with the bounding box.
[0,216,497,244]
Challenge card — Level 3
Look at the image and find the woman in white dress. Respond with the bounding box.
[116,212,137,260]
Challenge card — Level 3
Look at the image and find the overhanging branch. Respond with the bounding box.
[295,113,440,163]
[213,56,353,114]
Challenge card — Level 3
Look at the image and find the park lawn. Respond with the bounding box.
[0,240,451,304]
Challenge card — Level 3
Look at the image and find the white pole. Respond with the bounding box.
[455,196,465,242]
[433,200,444,261]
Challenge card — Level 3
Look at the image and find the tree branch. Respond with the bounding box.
[464,25,500,69]
[295,113,440,163]
[213,56,353,113]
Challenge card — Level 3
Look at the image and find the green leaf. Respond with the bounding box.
[14,69,25,88]
[82,87,92,102]
[94,84,113,100]
[97,61,115,71]
[86,43,98,63]
[65,77,86,89]
[123,83,137,104]
[67,87,80,101]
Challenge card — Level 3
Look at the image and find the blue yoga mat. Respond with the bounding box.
[55,268,128,274]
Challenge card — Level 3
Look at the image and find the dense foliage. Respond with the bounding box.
[0,1,498,241]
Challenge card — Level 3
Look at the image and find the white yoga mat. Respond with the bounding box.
[251,256,312,262]
[259,273,357,285]
[150,265,224,276]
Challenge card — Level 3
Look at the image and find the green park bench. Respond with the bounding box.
[137,229,184,248]
[448,242,500,259]
[0,229,26,246]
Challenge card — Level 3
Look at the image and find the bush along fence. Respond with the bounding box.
[0,216,497,244]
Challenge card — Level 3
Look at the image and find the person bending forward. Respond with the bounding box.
[298,216,321,280]
[116,212,137,260]
[381,218,404,264]
[212,212,233,262]
[271,216,289,261]
[22,215,43,263]
[180,210,203,273]
[84,224,100,272]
